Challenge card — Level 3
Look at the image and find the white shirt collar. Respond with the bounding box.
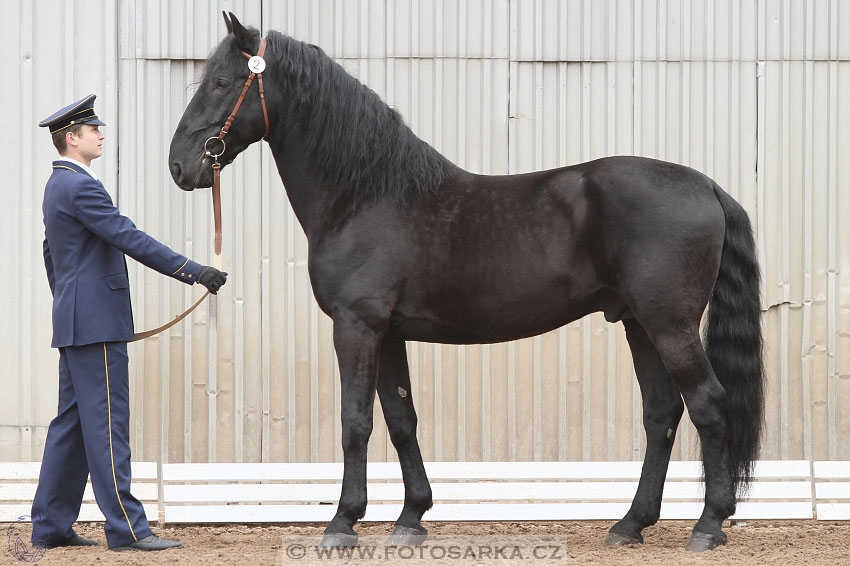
[57,157,99,181]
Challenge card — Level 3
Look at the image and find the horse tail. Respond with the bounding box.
[704,185,765,496]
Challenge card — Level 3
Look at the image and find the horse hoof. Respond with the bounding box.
[386,526,428,546]
[604,532,642,547]
[386,525,428,545]
[685,531,727,552]
[319,532,358,548]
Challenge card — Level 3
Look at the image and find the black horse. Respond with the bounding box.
[169,13,764,552]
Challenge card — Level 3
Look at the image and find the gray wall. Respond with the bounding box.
[3,0,850,465]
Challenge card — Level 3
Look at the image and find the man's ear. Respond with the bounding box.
[228,12,259,54]
[65,130,77,147]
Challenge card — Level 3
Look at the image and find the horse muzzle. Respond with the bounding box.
[169,157,213,191]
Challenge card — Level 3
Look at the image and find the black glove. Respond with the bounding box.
[197,266,228,294]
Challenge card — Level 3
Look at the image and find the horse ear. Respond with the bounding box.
[228,12,259,53]
[223,11,233,34]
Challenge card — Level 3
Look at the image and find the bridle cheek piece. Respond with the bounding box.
[205,36,270,255]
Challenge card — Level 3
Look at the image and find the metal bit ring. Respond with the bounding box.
[203,136,226,159]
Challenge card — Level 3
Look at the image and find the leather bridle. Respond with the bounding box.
[203,36,270,256]
[130,38,269,342]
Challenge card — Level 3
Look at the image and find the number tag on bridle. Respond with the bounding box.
[248,56,266,74]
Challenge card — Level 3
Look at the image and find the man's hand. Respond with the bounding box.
[197,266,228,294]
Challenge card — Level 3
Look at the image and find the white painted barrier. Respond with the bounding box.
[160,460,813,524]
[1,460,830,525]
[0,461,158,522]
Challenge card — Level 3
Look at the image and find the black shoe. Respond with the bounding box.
[110,534,182,552]
[39,534,100,548]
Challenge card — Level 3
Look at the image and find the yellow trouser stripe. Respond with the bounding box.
[103,343,138,541]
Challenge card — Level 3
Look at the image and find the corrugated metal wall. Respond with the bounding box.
[1,0,120,461]
[4,0,850,466]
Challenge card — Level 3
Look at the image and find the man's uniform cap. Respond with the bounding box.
[39,94,106,134]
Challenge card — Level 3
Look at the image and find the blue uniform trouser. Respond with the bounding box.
[31,342,153,548]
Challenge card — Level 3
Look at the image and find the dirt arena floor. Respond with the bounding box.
[4,520,849,565]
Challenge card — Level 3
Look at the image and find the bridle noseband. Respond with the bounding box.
[203,36,270,255]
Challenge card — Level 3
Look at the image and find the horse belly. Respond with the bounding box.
[391,275,611,345]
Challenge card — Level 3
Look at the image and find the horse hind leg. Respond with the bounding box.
[606,319,684,547]
[376,337,432,545]
[643,323,736,551]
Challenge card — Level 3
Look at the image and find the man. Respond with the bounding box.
[32,94,227,551]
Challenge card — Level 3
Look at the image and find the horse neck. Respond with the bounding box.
[267,129,354,240]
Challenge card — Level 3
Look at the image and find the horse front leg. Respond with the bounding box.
[606,319,684,546]
[376,337,432,544]
[320,315,384,548]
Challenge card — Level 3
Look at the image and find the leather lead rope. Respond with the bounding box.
[213,164,223,255]
[129,178,220,343]
[129,291,210,342]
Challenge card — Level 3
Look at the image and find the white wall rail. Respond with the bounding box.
[2,460,834,525]
[0,461,158,523]
[813,461,850,520]
[160,460,814,523]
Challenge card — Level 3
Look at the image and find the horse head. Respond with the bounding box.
[169,12,271,191]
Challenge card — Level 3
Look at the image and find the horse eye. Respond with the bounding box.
[215,78,230,89]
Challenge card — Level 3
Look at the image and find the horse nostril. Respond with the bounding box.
[171,161,182,179]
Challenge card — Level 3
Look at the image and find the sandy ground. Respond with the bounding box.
[4,520,849,565]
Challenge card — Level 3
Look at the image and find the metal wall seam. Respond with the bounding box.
[836,63,850,461]
[260,142,272,463]
[826,59,839,460]
[18,0,34,462]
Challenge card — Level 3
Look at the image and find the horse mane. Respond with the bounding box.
[255,30,452,203]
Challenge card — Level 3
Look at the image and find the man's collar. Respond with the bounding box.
[55,157,99,181]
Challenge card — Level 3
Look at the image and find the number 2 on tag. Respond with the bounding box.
[248,56,266,74]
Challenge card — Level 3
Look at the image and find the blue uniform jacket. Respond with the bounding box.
[43,161,202,347]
